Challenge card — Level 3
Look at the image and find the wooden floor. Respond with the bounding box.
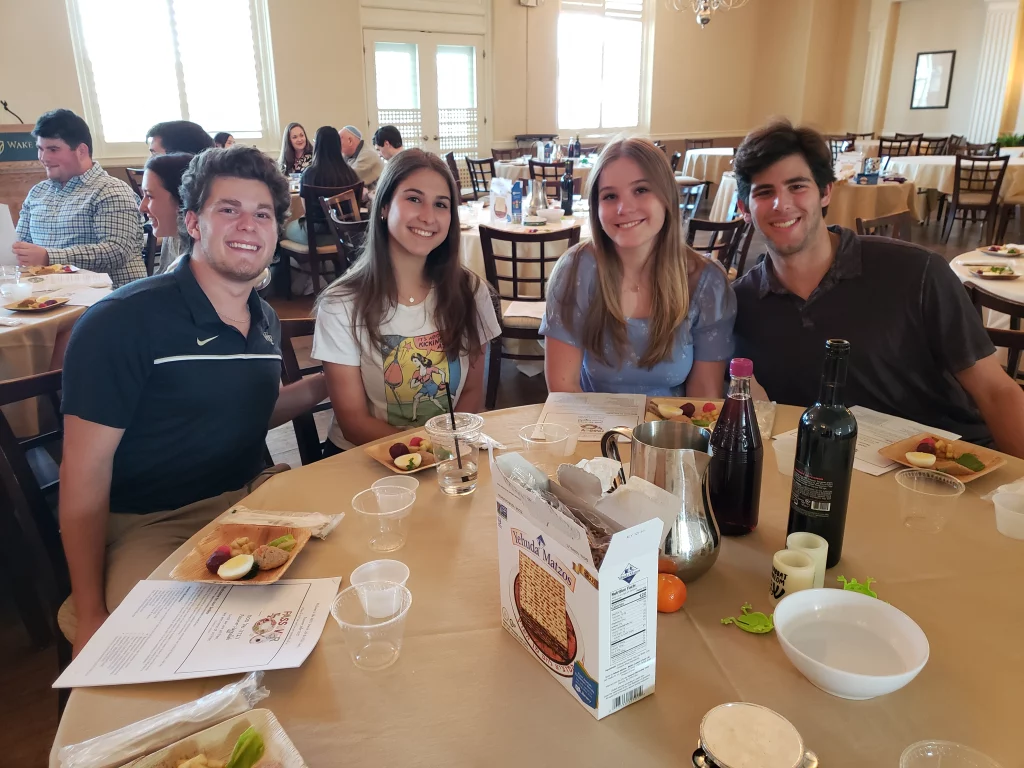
[2,214,996,766]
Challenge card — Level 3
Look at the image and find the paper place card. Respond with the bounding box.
[65,287,113,307]
[538,392,647,442]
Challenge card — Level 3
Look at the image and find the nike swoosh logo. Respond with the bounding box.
[197,336,218,346]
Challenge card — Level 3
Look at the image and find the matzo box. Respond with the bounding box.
[493,453,664,719]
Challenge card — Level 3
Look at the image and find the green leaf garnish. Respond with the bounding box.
[955,453,985,472]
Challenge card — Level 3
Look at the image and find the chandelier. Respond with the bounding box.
[670,0,751,28]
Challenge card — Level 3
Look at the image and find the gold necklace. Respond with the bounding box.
[217,307,250,324]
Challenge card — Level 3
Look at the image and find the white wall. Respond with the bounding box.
[882,0,986,135]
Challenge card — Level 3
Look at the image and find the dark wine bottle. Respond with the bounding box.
[574,134,582,158]
[561,160,575,215]
[787,339,858,568]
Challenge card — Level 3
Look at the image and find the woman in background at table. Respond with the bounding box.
[279,122,313,175]
[139,152,193,274]
[313,149,501,455]
[542,137,736,396]
[213,131,234,148]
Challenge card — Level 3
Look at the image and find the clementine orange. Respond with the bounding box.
[657,573,687,613]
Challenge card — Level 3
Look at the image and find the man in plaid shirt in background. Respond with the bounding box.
[14,109,146,288]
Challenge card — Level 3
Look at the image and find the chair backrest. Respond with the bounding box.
[964,282,1024,379]
[324,213,369,271]
[917,136,949,156]
[855,211,914,241]
[321,188,362,224]
[947,134,966,153]
[894,132,924,152]
[491,148,525,161]
[528,160,566,197]
[828,137,852,163]
[879,136,915,157]
[671,152,682,173]
[848,131,874,140]
[278,319,328,466]
[0,370,69,645]
[143,222,158,276]
[679,182,708,220]
[467,157,497,199]
[443,152,466,203]
[963,142,999,157]
[478,225,582,302]
[685,217,748,272]
[953,154,1008,202]
[685,138,714,151]
[125,167,145,200]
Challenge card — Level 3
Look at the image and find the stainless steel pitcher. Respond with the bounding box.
[600,421,720,582]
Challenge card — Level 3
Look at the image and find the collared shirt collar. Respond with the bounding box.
[50,161,103,191]
[172,253,268,332]
[755,225,862,300]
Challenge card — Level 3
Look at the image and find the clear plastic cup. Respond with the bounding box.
[894,469,965,533]
[331,581,412,671]
[992,492,1024,539]
[772,437,796,476]
[371,475,419,493]
[900,740,1004,768]
[518,423,571,476]
[424,413,484,496]
[351,486,416,552]
[350,560,411,618]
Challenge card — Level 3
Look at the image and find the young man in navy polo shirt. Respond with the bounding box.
[731,120,1024,458]
[60,146,327,655]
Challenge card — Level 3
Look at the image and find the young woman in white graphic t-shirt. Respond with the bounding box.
[312,149,501,454]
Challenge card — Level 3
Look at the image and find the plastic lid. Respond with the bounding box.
[730,358,753,377]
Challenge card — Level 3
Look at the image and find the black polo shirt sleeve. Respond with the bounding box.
[62,297,152,429]
[920,253,995,374]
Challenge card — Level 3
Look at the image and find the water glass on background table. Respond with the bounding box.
[351,486,416,552]
[424,413,484,496]
[518,423,571,476]
[331,582,413,671]
[894,469,965,533]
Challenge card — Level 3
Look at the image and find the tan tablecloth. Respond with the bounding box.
[709,172,739,222]
[682,148,734,187]
[825,180,919,230]
[52,404,1024,767]
[494,159,595,193]
[0,304,84,436]
[886,156,1024,198]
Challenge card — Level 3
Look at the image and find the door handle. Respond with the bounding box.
[433,135,439,141]
[422,135,429,141]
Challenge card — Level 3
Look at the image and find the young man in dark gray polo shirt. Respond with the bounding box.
[60,146,328,655]
[731,120,1024,457]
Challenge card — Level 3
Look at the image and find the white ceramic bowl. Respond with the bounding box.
[773,588,929,700]
[538,208,563,223]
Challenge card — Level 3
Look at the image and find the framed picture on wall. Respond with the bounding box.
[911,50,956,110]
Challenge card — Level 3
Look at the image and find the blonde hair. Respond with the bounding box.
[558,137,700,369]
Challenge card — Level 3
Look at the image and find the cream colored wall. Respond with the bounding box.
[882,0,986,136]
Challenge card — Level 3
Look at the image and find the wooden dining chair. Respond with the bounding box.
[947,134,966,154]
[685,138,714,151]
[685,218,748,274]
[679,182,708,221]
[878,136,915,158]
[965,283,1024,380]
[894,132,924,153]
[855,211,914,242]
[847,131,875,140]
[528,160,566,198]
[670,152,683,173]
[279,182,355,297]
[323,212,369,273]
[478,224,582,408]
[142,222,158,276]
[828,137,852,163]
[917,137,949,156]
[0,370,69,650]
[124,167,145,201]
[279,319,333,465]
[491,148,525,161]
[963,142,999,157]
[941,154,1008,244]
[467,157,497,200]
[444,152,475,203]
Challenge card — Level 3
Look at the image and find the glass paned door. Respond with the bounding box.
[364,31,483,183]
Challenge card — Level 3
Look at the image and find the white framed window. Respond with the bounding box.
[65,0,279,160]
[557,0,649,134]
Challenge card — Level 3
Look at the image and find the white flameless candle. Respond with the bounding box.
[770,549,815,603]
[786,531,829,588]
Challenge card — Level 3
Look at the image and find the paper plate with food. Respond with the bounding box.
[364,432,438,474]
[878,433,1006,482]
[20,264,79,275]
[646,398,723,429]
[4,296,70,312]
[170,523,311,585]
[969,264,1019,280]
[977,244,1023,257]
[125,708,306,768]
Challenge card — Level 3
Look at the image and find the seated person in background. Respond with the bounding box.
[313,149,499,455]
[280,122,313,174]
[341,125,384,190]
[140,152,193,274]
[14,108,146,288]
[59,146,328,655]
[146,120,215,155]
[542,137,736,396]
[373,125,404,161]
[284,126,361,295]
[731,120,1024,457]
[213,131,235,148]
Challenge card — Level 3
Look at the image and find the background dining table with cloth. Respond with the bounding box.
[50,403,1024,768]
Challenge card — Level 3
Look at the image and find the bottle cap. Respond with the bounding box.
[729,358,753,377]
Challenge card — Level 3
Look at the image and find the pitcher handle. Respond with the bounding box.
[600,427,633,488]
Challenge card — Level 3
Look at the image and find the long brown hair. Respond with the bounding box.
[317,149,489,360]
[558,137,701,369]
[279,122,311,171]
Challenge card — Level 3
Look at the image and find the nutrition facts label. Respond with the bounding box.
[609,578,648,662]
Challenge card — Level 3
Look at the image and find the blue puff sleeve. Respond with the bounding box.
[539,245,591,348]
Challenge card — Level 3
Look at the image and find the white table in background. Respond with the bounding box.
[494,158,596,191]
[682,148,734,187]
[886,156,1024,198]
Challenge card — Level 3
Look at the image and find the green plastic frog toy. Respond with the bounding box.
[721,602,774,634]
[838,576,877,598]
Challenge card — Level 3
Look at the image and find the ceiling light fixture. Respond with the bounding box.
[671,0,751,28]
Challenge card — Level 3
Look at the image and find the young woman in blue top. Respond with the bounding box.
[541,138,736,396]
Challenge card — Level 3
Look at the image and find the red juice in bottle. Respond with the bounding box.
[707,358,764,535]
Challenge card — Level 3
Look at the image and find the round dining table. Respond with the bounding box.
[824,179,919,230]
[681,148,734,187]
[51,403,1024,767]
[494,158,596,191]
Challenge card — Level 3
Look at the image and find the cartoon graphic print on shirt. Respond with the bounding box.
[381,331,462,425]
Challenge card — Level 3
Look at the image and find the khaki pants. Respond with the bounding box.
[60,465,289,642]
